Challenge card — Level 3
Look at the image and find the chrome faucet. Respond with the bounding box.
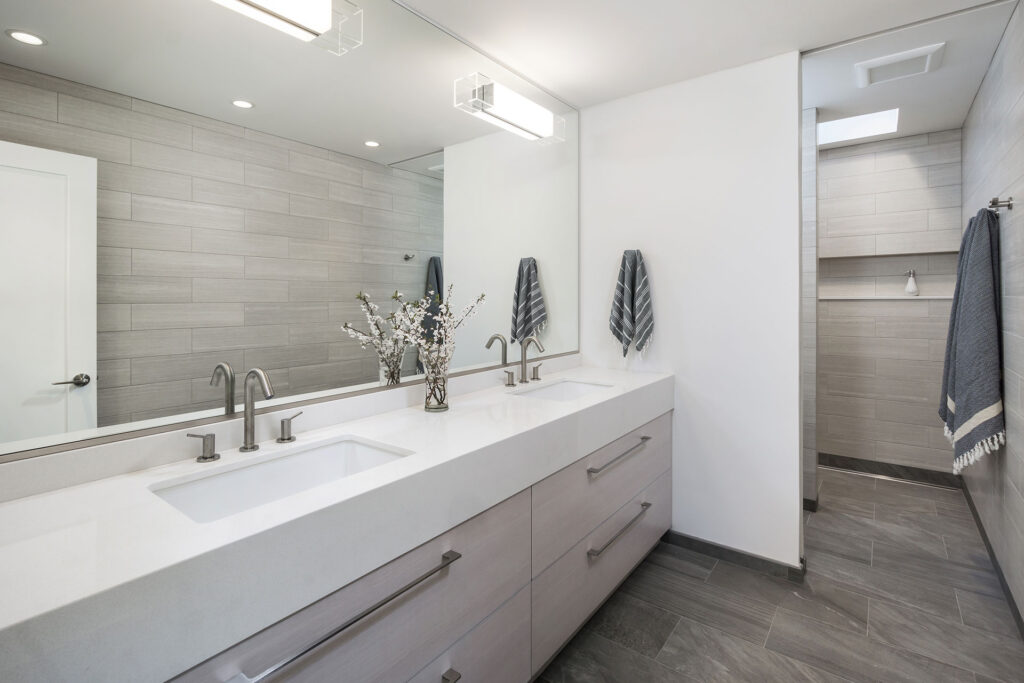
[210,362,236,416]
[519,335,545,384]
[485,333,508,365]
[240,368,275,453]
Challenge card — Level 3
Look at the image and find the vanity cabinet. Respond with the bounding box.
[531,412,672,576]
[532,471,672,672]
[408,586,531,683]
[173,490,532,683]
[172,412,672,683]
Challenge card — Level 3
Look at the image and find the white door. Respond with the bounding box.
[0,140,97,443]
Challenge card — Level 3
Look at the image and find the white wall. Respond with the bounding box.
[579,52,803,566]
[444,113,579,369]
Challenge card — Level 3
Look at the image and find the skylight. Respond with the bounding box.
[817,109,899,146]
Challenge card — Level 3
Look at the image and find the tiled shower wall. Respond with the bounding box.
[817,291,954,471]
[961,0,1024,611]
[816,131,962,472]
[817,130,962,259]
[0,62,442,426]
[801,108,817,502]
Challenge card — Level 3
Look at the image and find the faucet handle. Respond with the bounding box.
[503,370,517,387]
[532,360,548,382]
[187,433,220,463]
[276,411,303,443]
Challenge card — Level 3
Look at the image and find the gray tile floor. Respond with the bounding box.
[538,466,1024,682]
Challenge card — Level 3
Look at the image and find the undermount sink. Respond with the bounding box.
[513,379,613,402]
[151,436,412,523]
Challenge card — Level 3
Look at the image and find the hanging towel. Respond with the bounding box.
[939,208,1004,474]
[609,249,654,357]
[510,257,547,343]
[423,256,443,341]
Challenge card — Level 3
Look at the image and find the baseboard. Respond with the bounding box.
[961,484,1024,642]
[803,497,818,512]
[661,530,805,583]
[818,452,962,489]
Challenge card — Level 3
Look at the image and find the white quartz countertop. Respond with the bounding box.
[0,366,673,682]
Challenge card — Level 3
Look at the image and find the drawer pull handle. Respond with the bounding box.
[230,550,462,683]
[587,502,652,558]
[586,436,652,477]
[442,669,462,682]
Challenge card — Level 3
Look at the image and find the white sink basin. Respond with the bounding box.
[151,436,412,523]
[514,379,613,402]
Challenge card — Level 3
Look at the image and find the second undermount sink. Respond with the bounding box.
[514,379,613,402]
[151,436,412,523]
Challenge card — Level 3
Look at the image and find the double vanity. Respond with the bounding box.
[0,366,673,682]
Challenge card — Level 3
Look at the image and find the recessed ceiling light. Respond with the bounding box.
[817,109,899,146]
[232,100,254,109]
[364,140,380,148]
[5,29,46,46]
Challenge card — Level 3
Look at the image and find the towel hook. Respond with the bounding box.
[403,253,416,261]
[989,197,1013,211]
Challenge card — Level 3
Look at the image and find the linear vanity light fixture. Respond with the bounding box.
[454,73,560,141]
[817,108,899,146]
[209,0,333,41]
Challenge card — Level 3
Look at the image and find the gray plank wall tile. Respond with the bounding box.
[0,62,441,424]
[816,302,952,471]
[0,62,130,109]
[97,247,131,276]
[802,108,819,501]
[818,131,963,259]
[98,161,192,200]
[960,0,1024,627]
[58,94,192,149]
[0,78,58,120]
[132,195,244,231]
[193,128,289,169]
[817,128,961,473]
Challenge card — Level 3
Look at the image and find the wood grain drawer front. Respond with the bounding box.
[531,470,672,673]
[532,411,671,576]
[408,585,530,683]
[173,490,531,683]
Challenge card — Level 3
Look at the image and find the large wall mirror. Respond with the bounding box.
[0,0,579,457]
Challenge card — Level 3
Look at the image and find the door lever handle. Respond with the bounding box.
[52,373,90,387]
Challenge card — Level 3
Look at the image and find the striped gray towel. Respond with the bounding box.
[940,208,1004,474]
[510,257,547,343]
[609,250,653,357]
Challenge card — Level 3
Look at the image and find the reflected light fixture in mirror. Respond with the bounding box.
[209,0,333,41]
[817,108,899,145]
[5,29,46,46]
[454,72,556,141]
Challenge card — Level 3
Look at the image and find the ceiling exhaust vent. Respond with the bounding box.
[854,42,946,88]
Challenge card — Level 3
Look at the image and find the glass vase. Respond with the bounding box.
[423,365,449,412]
[379,356,402,387]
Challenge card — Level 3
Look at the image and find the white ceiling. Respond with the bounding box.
[803,1,1015,147]
[399,0,1008,108]
[0,0,571,165]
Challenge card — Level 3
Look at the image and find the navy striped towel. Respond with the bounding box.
[510,257,547,343]
[609,250,653,357]
[939,208,1004,474]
